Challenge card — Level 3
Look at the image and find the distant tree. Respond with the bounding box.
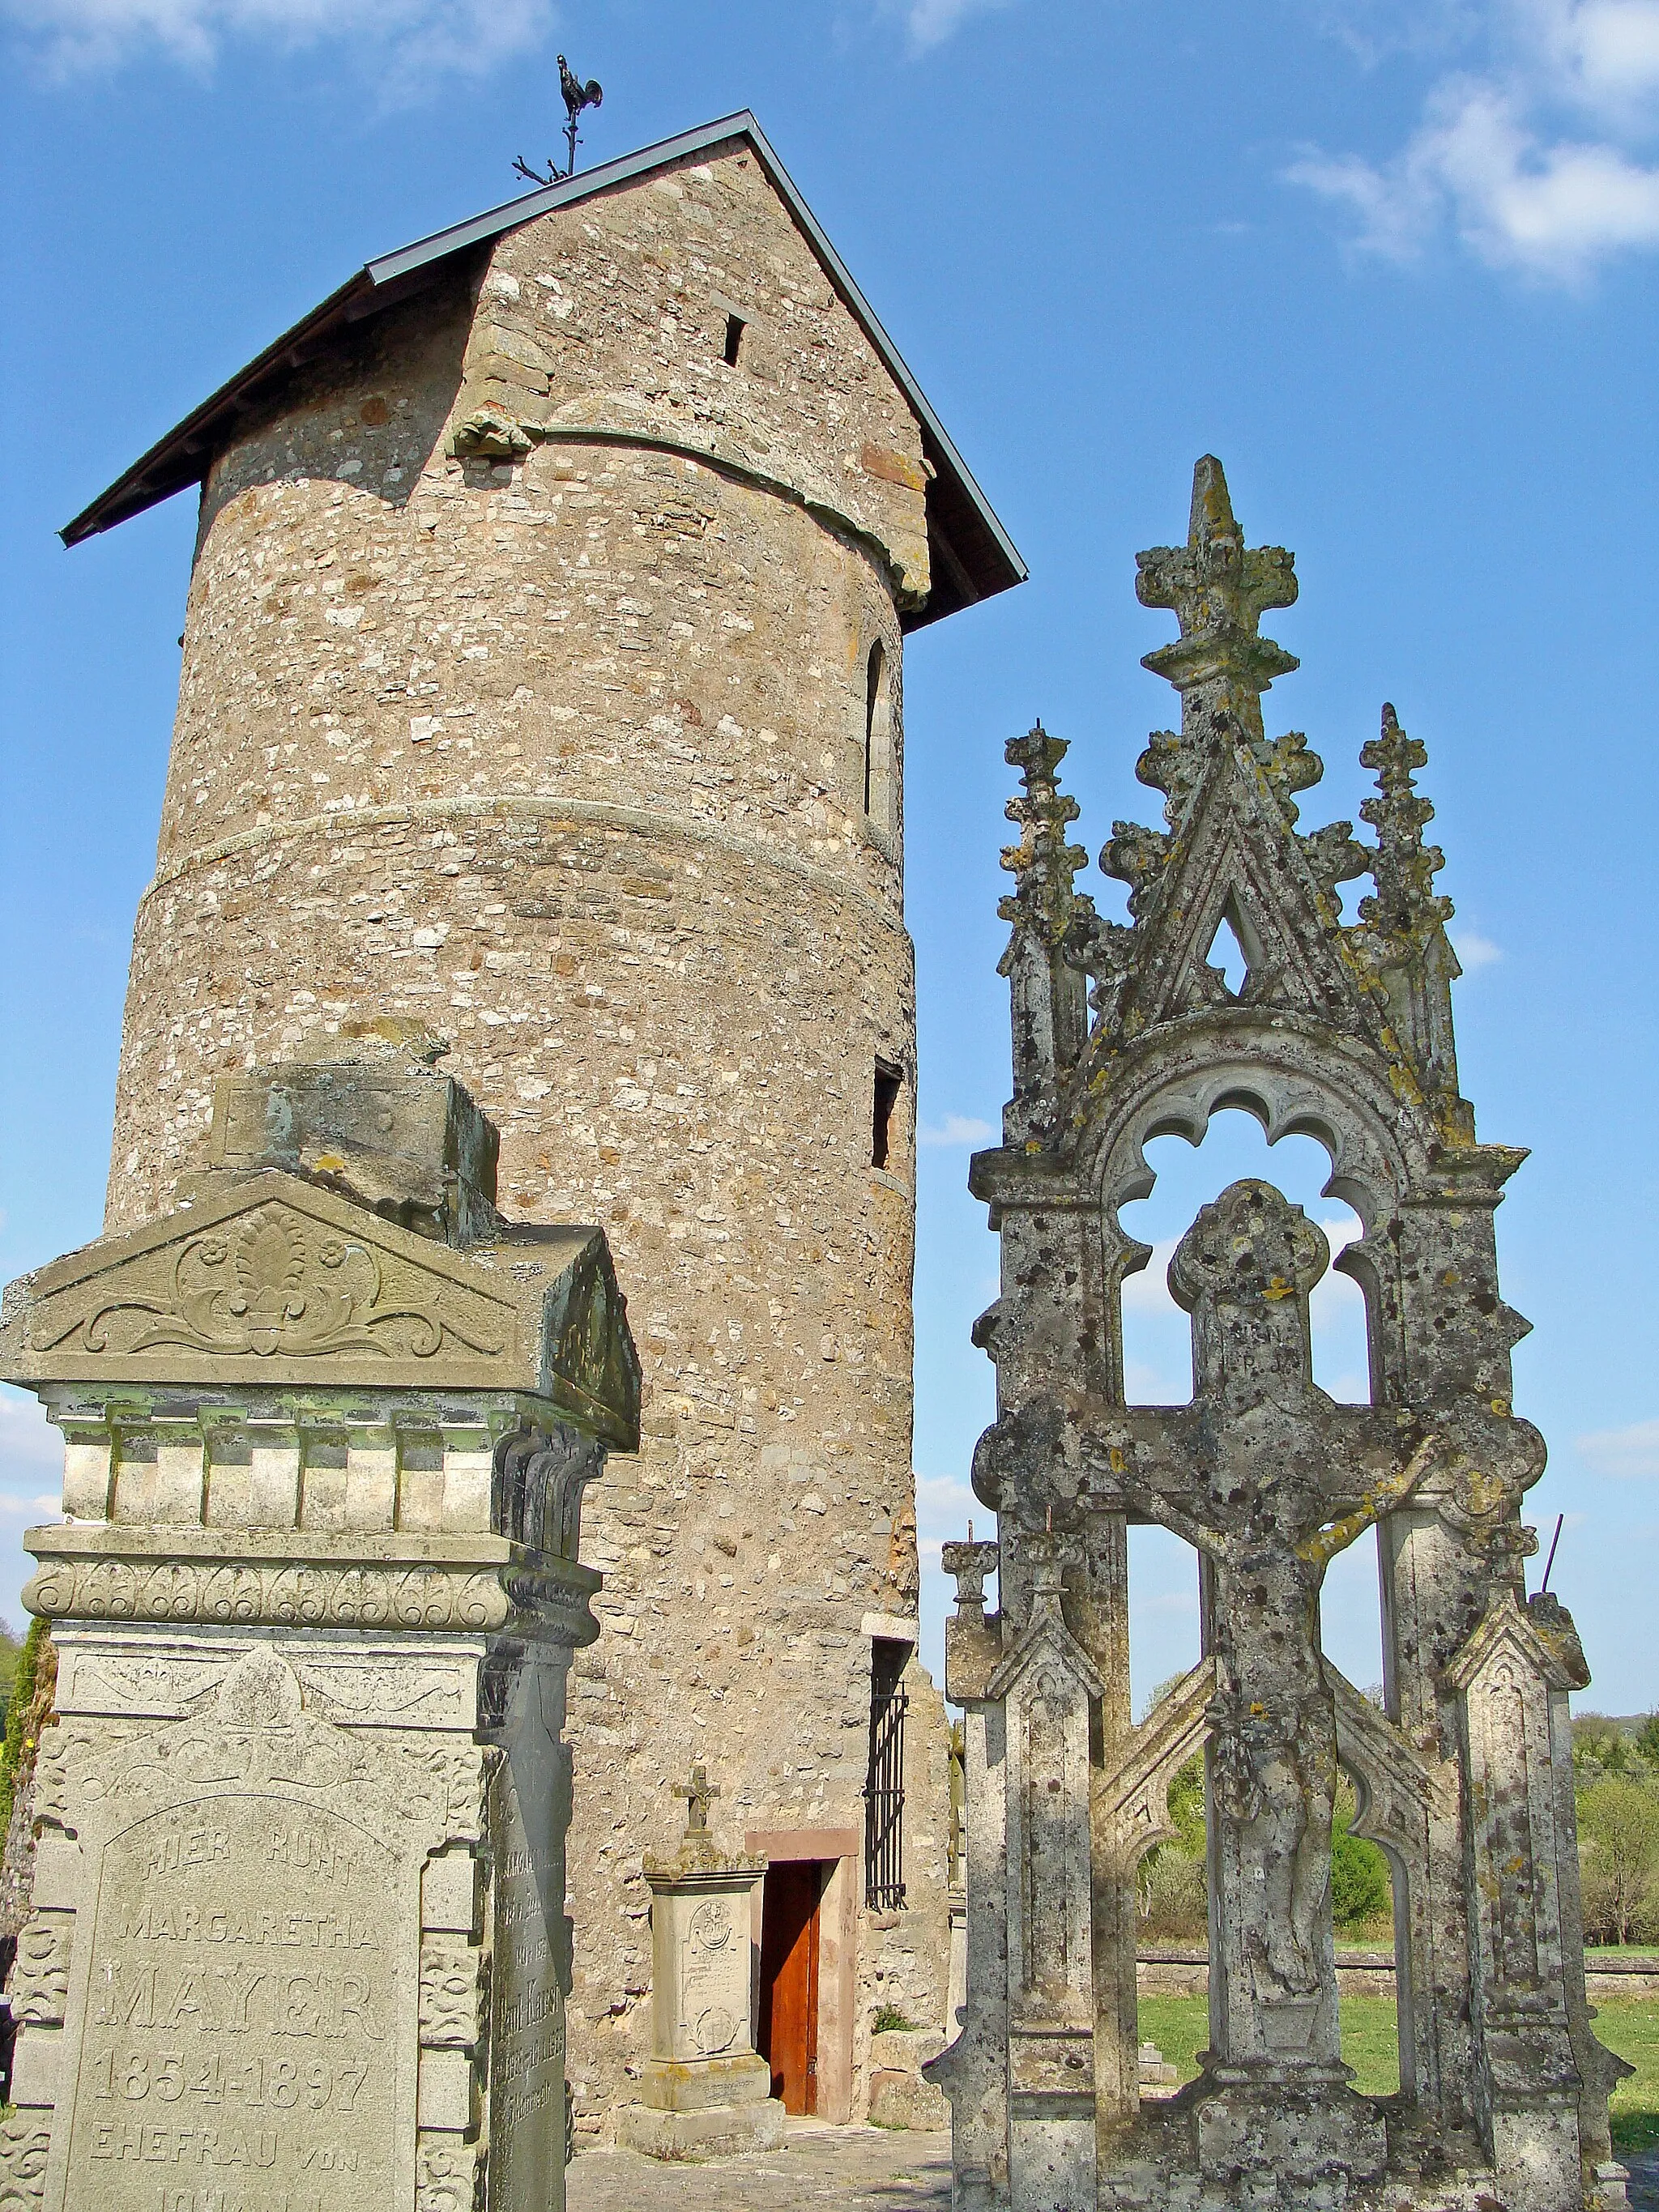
[1332,1777,1392,1933]
[1166,1751,1205,1859]
[1573,1715,1630,1776]
[1578,1775,1659,1946]
[1635,1712,1659,1766]
[0,1623,20,1726]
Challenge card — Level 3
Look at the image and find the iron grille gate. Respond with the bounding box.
[864,1639,909,1910]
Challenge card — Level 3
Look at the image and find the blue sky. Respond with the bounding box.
[2,0,1657,1713]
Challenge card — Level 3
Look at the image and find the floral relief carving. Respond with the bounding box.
[24,1554,510,1634]
[29,1200,510,1366]
[64,1647,484,1850]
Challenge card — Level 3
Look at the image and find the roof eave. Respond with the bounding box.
[60,111,1026,613]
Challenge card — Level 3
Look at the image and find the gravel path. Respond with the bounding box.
[567,2121,952,2211]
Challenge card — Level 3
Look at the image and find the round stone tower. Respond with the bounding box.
[73,116,1021,2133]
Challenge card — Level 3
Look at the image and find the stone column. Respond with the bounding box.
[928,1538,1009,2212]
[616,1768,783,2159]
[0,1058,639,2212]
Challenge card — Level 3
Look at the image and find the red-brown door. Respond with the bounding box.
[757,1860,824,2114]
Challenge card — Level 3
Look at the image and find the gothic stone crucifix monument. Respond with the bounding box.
[928,462,1627,2212]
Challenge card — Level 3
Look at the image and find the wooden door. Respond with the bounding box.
[757,1860,823,2114]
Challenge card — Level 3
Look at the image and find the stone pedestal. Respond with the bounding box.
[0,1057,640,2212]
[616,1774,783,2159]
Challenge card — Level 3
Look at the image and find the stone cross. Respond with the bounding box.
[674,1762,719,1838]
[1080,1182,1431,2058]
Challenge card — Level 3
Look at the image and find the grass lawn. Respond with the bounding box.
[1597,1995,1659,2155]
[1138,1993,1659,2150]
[1138,1994,1401,2096]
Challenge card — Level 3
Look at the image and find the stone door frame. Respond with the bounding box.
[746,1826,858,2125]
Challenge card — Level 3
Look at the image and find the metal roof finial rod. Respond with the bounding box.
[514,53,603,187]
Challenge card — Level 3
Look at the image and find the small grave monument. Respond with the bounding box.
[616,1764,783,2159]
[0,1048,639,2212]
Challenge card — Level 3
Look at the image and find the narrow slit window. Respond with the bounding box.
[872,1059,902,1170]
[723,313,746,367]
[864,641,885,817]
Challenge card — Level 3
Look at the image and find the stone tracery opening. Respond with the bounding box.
[1117,1109,1370,1408]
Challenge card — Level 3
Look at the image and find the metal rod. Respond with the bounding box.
[1540,1512,1564,1593]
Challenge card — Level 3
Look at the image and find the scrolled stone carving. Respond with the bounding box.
[23,1552,510,1634]
[10,1911,72,2025]
[0,2112,51,2211]
[40,1200,507,1365]
[416,2132,485,2212]
[420,1937,485,2048]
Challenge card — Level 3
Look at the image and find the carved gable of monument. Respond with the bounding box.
[932,461,1626,2212]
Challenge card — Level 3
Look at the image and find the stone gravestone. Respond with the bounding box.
[617,1766,782,2159]
[929,462,1629,2212]
[0,1050,639,2212]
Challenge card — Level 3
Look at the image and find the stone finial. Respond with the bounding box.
[996,723,1098,1116]
[998,722,1091,952]
[673,1762,720,1839]
[1358,703,1452,943]
[941,1537,1000,1625]
[1136,457,1299,722]
[1354,702,1465,1104]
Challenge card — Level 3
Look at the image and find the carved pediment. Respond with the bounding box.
[1440,1587,1588,1698]
[1111,739,1375,1042]
[0,1173,638,1442]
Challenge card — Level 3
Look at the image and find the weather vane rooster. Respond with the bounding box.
[514,54,603,187]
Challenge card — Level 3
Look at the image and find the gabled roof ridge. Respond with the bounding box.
[58,110,1025,626]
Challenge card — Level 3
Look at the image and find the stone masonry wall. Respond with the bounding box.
[102,145,949,2133]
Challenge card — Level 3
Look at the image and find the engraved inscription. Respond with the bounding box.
[486,1774,565,2206]
[682,1899,739,2056]
[66,1797,400,2211]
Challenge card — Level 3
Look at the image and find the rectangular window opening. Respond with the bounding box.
[872,1061,902,1171]
[723,313,746,367]
[864,1639,910,1911]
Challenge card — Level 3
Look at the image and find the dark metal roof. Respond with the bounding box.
[60,111,1025,626]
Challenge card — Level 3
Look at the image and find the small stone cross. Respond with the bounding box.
[673,1763,719,1838]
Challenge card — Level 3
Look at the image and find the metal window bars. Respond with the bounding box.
[864,1644,909,1910]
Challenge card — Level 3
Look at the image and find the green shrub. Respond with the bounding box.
[1579,1775,1659,1946]
[872,2004,918,2035]
[0,1618,50,1841]
[1138,1842,1209,1941]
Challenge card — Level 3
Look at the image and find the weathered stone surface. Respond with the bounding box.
[78,130,964,2132]
[616,1770,783,2158]
[0,1072,637,2212]
[868,2030,950,2129]
[930,461,1626,2212]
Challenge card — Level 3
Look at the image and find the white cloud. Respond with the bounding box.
[1292,0,1659,278]
[898,0,1017,53]
[1452,927,1504,969]
[0,1388,62,1513]
[1576,1416,1659,1477]
[4,0,554,82]
[914,1469,987,1576]
[917,1113,997,1149]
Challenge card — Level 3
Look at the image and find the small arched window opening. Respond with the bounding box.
[864,640,894,831]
